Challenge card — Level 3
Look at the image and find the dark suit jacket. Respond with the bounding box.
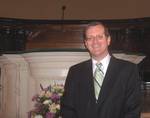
[60,56,141,118]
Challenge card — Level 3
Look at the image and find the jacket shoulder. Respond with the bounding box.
[112,56,137,68]
[70,59,91,70]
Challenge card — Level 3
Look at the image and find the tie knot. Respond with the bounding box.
[96,63,104,74]
[96,63,102,69]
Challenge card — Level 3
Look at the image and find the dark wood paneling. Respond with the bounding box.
[0,17,150,74]
[26,25,85,49]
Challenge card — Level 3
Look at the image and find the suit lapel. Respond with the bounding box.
[97,57,119,106]
[82,60,98,118]
[84,60,96,100]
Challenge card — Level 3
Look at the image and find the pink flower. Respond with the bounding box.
[46,112,54,118]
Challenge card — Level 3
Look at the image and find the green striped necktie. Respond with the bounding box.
[94,63,104,100]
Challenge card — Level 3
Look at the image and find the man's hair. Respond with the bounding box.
[83,21,110,39]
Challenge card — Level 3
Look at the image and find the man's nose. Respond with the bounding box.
[93,37,99,43]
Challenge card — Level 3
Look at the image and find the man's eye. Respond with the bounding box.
[87,37,93,40]
[97,35,103,39]
[86,35,104,41]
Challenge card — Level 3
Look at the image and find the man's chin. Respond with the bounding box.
[92,53,102,58]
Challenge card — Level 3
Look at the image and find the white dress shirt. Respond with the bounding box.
[92,54,111,77]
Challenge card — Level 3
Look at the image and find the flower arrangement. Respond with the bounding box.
[28,83,64,118]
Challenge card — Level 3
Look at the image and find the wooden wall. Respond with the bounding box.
[0,18,150,76]
[26,24,85,49]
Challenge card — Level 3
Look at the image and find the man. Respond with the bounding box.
[60,22,141,118]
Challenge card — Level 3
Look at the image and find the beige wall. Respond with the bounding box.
[0,0,150,19]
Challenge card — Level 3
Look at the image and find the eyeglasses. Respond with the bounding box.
[86,34,106,41]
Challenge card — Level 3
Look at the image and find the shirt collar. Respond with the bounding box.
[92,54,111,75]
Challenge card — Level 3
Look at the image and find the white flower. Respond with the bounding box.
[43,100,52,105]
[34,115,43,118]
[45,91,52,97]
[39,91,45,97]
[49,103,60,113]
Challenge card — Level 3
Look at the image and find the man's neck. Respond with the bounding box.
[92,53,110,62]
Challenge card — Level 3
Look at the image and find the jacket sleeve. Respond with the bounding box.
[60,67,78,118]
[124,65,141,118]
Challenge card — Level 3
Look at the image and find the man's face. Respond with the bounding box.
[85,24,111,60]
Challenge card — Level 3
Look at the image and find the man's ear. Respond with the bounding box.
[84,40,88,48]
[107,36,111,46]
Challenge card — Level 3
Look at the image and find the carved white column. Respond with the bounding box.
[0,54,30,118]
